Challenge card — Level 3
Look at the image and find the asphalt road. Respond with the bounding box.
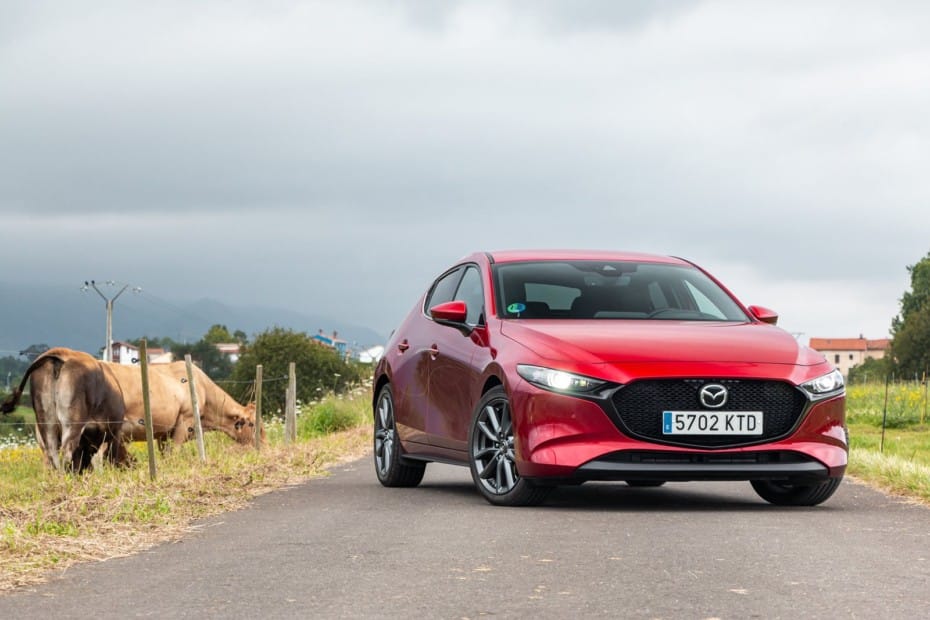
[1,458,928,619]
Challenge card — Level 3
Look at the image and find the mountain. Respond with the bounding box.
[0,282,386,358]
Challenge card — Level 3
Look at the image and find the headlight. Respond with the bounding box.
[516,364,605,393]
[801,369,845,400]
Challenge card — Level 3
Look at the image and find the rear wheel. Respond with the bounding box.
[750,477,842,506]
[373,384,425,487]
[468,387,551,507]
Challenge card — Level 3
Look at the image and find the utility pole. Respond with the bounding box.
[82,280,140,362]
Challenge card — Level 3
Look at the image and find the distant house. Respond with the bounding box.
[110,341,174,365]
[808,336,890,378]
[214,343,241,363]
[358,345,385,364]
[312,329,348,357]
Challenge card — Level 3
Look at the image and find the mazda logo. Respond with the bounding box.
[699,384,728,409]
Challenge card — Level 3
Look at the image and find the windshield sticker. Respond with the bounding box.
[507,302,526,314]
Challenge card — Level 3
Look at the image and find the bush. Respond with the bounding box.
[297,398,368,438]
[847,381,928,428]
[230,327,366,415]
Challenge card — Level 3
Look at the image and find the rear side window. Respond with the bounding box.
[425,268,463,312]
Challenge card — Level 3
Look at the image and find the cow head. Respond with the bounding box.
[230,401,265,445]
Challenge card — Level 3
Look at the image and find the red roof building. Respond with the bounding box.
[808,336,890,378]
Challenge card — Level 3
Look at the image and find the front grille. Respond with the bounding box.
[608,379,808,448]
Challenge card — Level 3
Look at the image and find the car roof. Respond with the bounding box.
[483,249,691,266]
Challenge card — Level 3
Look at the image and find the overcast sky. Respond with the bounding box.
[2,0,928,343]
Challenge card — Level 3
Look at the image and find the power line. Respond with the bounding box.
[81,280,141,362]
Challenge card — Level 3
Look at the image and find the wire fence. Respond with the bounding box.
[846,378,930,428]
[0,368,356,450]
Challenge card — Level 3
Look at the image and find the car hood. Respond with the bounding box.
[499,320,825,367]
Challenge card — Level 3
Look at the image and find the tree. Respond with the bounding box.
[203,324,235,345]
[172,340,234,380]
[230,327,363,415]
[889,251,930,378]
[128,336,180,350]
[847,356,889,384]
[1,356,28,381]
[18,344,49,362]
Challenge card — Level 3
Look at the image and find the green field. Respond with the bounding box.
[845,381,930,502]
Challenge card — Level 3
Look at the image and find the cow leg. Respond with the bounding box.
[33,386,63,470]
[103,427,133,467]
[32,417,55,469]
[59,422,85,473]
[74,429,102,473]
[38,421,61,470]
[170,414,193,447]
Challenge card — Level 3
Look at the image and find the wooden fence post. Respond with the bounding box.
[184,354,206,463]
[285,362,297,444]
[254,365,263,450]
[139,339,157,481]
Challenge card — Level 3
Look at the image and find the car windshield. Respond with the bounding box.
[493,260,749,322]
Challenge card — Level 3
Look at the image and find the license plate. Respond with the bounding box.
[662,411,763,435]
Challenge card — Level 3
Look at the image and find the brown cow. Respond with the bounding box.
[1,348,262,472]
[0,348,131,472]
[120,361,261,446]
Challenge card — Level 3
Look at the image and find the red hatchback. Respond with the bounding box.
[372,250,847,506]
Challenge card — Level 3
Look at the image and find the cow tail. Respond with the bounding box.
[0,354,57,414]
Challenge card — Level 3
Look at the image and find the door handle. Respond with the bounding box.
[397,341,410,352]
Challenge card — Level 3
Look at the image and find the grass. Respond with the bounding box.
[0,390,374,593]
[847,381,930,504]
[0,407,36,450]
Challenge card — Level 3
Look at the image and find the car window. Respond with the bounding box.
[425,267,463,312]
[454,266,485,326]
[493,261,748,321]
[525,283,580,311]
[683,281,729,320]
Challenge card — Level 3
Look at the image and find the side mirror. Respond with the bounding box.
[430,300,468,324]
[748,305,779,325]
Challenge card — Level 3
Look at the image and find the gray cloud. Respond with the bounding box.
[1,0,928,341]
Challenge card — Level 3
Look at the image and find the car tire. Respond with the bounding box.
[468,386,551,507]
[625,480,666,487]
[373,384,426,487]
[750,477,842,506]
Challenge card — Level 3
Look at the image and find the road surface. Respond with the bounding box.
[1,458,928,618]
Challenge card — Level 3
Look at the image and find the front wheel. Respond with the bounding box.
[373,384,425,487]
[468,386,551,507]
[750,477,842,506]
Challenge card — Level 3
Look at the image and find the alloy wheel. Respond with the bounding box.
[471,395,518,495]
[374,390,395,478]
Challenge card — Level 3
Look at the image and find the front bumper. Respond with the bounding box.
[510,380,847,482]
[574,450,829,482]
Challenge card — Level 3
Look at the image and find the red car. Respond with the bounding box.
[372,250,847,506]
